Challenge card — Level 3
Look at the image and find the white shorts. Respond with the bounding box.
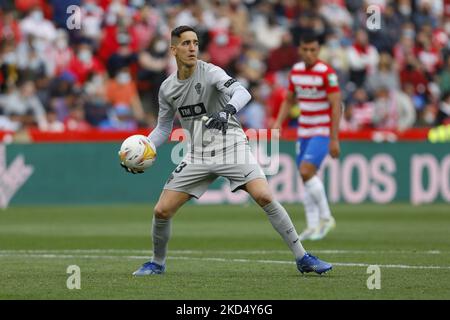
[163,142,266,198]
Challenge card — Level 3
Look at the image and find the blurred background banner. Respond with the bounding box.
[6,140,448,206]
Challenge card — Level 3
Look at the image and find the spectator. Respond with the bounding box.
[290,13,314,46]
[309,13,331,45]
[106,33,138,78]
[132,4,163,51]
[347,29,380,88]
[368,3,402,53]
[83,72,109,126]
[267,32,298,73]
[235,44,266,84]
[16,33,47,77]
[435,91,450,125]
[64,105,92,131]
[253,14,285,51]
[399,54,429,101]
[68,40,105,84]
[224,0,249,37]
[105,66,145,123]
[47,71,77,122]
[45,29,74,77]
[396,0,413,23]
[137,34,170,122]
[97,2,139,64]
[415,28,443,76]
[207,28,241,70]
[41,109,64,132]
[0,113,21,131]
[393,24,416,69]
[0,9,21,43]
[372,86,416,131]
[413,0,439,29]
[342,88,375,131]
[99,103,138,131]
[19,5,56,43]
[238,83,267,129]
[0,0,449,134]
[0,79,47,129]
[264,73,288,129]
[403,82,427,113]
[365,52,400,95]
[318,0,353,32]
[81,0,104,45]
[0,39,19,91]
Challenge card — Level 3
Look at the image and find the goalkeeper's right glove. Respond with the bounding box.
[120,162,144,174]
[204,104,236,135]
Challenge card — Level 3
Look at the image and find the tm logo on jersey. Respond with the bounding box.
[178,103,207,118]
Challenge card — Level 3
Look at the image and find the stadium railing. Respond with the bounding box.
[0,127,434,143]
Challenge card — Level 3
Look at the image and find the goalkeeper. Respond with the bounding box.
[122,26,332,276]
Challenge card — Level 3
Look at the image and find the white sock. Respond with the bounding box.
[304,175,332,220]
[262,201,306,260]
[303,188,320,229]
[152,216,171,265]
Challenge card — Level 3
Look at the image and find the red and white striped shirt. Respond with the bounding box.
[288,60,340,138]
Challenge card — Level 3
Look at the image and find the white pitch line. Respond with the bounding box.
[0,252,450,270]
[0,249,445,255]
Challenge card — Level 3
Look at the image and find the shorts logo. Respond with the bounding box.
[195,83,201,94]
[243,170,254,178]
[166,173,174,184]
[224,78,237,88]
[178,102,207,118]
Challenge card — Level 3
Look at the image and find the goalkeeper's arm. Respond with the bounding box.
[148,117,173,148]
[148,91,175,147]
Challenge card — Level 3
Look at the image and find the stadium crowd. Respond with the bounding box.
[0,0,450,134]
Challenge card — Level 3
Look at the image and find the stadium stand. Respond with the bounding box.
[0,0,449,142]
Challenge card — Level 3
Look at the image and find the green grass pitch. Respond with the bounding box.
[0,203,449,300]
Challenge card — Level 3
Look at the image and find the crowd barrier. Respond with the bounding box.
[1,127,448,207]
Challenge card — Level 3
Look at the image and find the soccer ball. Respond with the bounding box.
[119,135,157,172]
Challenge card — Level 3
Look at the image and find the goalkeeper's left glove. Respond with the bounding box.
[204,104,236,135]
[120,162,144,174]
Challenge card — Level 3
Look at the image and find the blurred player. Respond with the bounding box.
[273,34,342,241]
[121,26,332,276]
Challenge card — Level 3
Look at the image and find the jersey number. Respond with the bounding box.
[174,161,187,173]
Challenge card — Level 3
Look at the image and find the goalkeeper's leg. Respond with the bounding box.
[242,178,332,274]
[133,190,191,276]
[242,178,306,259]
[152,190,191,265]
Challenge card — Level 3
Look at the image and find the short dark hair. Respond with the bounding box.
[171,25,197,44]
[300,33,319,45]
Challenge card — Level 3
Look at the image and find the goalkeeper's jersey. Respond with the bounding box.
[151,60,248,156]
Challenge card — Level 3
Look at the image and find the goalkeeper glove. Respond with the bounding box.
[204,104,236,134]
[120,162,144,174]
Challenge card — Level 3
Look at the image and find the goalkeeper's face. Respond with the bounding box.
[171,31,199,68]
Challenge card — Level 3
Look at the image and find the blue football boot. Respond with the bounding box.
[296,253,332,275]
[132,261,165,276]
